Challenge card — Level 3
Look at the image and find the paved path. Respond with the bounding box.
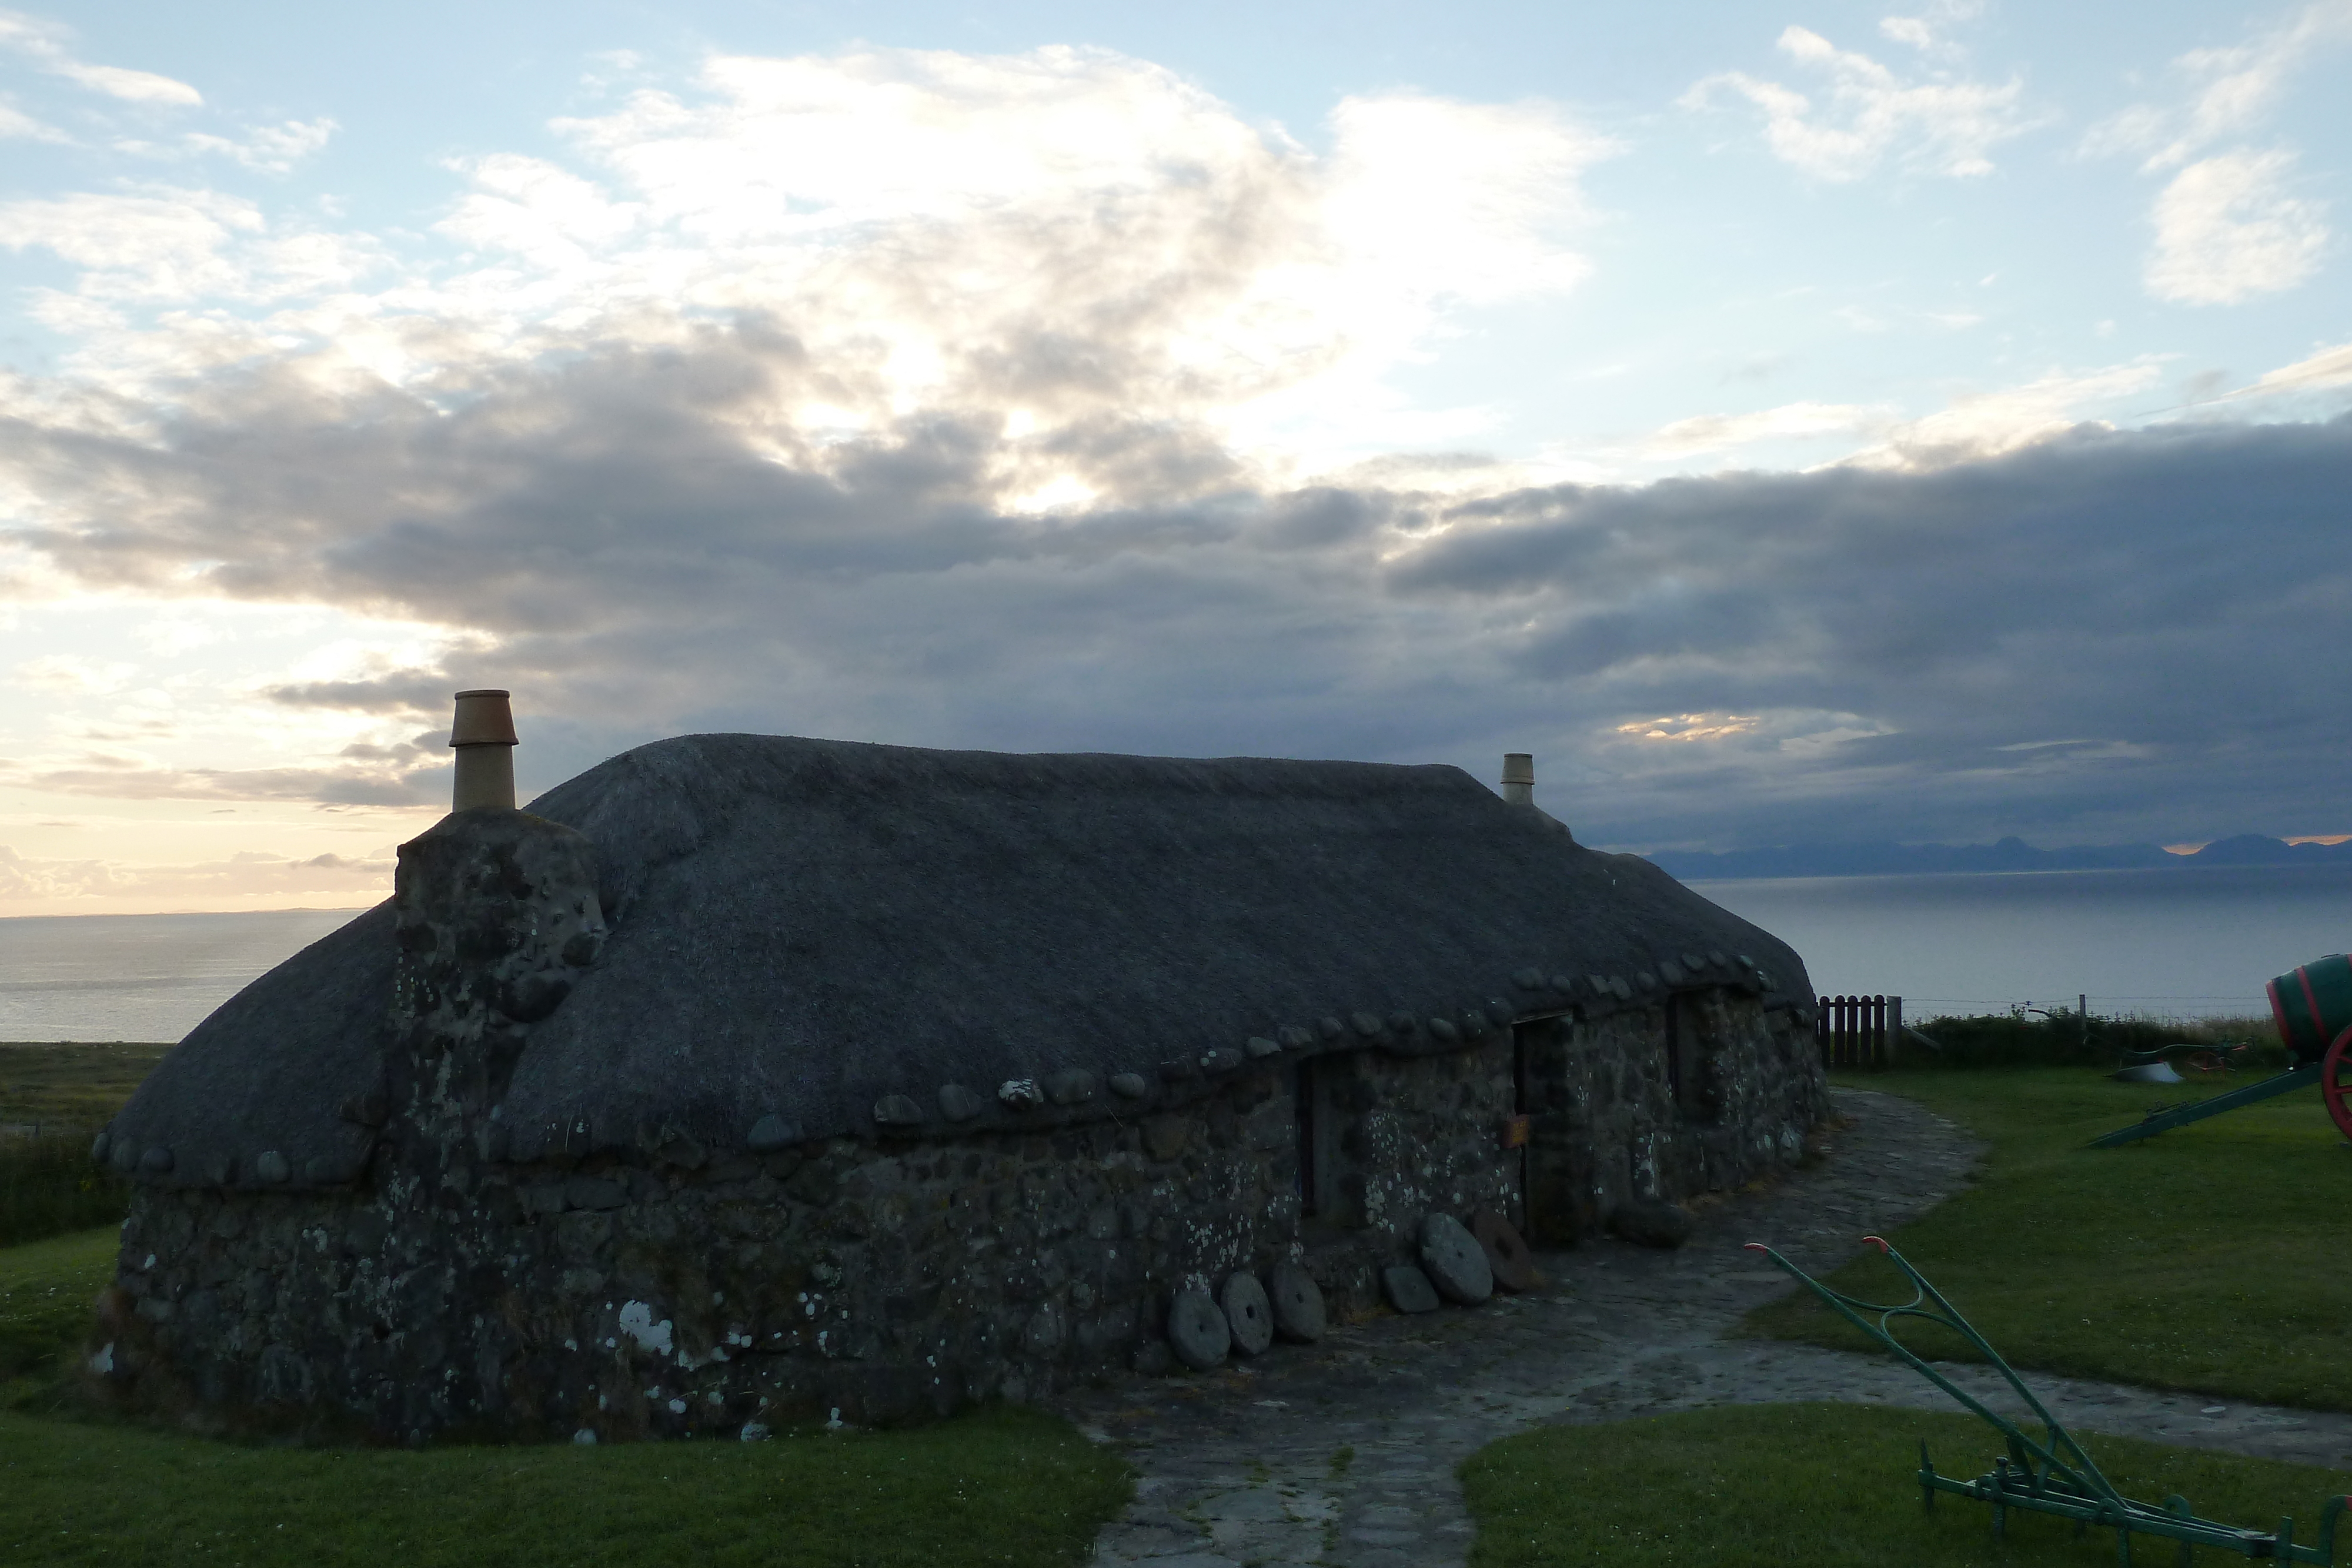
[1060,1087,2352,1568]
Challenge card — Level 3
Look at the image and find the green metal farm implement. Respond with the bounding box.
[1748,1236,2350,1564]
[2093,954,2352,1148]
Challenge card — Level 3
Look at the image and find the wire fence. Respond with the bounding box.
[1893,996,2271,1025]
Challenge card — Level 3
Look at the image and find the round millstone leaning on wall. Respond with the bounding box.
[1267,1263,1325,1342]
[1382,1263,1441,1314]
[1220,1273,1274,1356]
[1167,1289,1231,1370]
[1471,1208,1537,1293]
[1418,1212,1494,1305]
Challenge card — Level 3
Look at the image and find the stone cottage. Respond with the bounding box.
[93,702,1823,1442]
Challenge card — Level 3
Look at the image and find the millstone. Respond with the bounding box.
[1166,1289,1230,1370]
[1220,1272,1274,1356]
[1418,1212,1493,1305]
[1381,1263,1440,1314]
[1267,1262,1325,1342]
[1471,1208,1538,1292]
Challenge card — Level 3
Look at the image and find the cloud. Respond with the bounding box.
[10,653,136,692]
[1681,22,2032,181]
[0,841,388,910]
[0,754,442,808]
[1625,359,2170,469]
[2144,149,2329,305]
[1391,416,2352,845]
[1858,357,2171,466]
[2240,337,2352,399]
[178,117,339,175]
[9,293,2352,852]
[0,188,383,321]
[1616,712,1763,742]
[1638,401,1886,459]
[0,9,201,106]
[2082,1,2352,170]
[0,96,66,142]
[2080,5,2347,306]
[5,44,2352,860]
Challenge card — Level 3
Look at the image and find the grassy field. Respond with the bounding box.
[1,1228,114,1396]
[0,1042,166,1251]
[0,1138,130,1251]
[1745,1066,2352,1410]
[0,1400,1131,1568]
[1462,1402,2352,1568]
[0,1042,174,1131]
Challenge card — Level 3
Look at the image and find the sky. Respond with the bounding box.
[1,0,2348,914]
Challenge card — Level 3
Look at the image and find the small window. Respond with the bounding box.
[1666,995,1717,1121]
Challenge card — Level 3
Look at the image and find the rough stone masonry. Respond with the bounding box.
[92,730,1826,1441]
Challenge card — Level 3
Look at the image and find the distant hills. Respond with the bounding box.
[1643,834,2352,881]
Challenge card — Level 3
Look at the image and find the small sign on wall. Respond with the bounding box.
[1501,1114,1530,1149]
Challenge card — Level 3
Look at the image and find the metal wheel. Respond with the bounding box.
[2321,1026,2352,1142]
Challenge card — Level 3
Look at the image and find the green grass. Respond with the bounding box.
[1745,1067,2352,1410]
[0,1402,1130,1568]
[0,1137,132,1251]
[0,1042,167,1249]
[0,1042,173,1129]
[1462,1402,2352,1568]
[1,1228,115,1389]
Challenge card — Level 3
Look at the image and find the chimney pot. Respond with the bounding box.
[1502,751,1535,806]
[449,690,517,811]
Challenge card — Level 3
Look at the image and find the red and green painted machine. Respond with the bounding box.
[2093,952,2352,1147]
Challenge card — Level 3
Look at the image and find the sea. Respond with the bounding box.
[1690,862,2352,1021]
[5,862,2352,1043]
[0,907,365,1044]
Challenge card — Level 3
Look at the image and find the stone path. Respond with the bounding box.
[1059,1087,2352,1568]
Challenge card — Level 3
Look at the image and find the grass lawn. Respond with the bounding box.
[0,1042,174,1131]
[1745,1067,2352,1411]
[1,1228,115,1390]
[1,1229,1131,1567]
[0,1402,1130,1568]
[1462,1402,2351,1568]
[0,1041,168,1249]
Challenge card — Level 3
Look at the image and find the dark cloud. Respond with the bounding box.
[268,677,448,716]
[1,758,442,808]
[8,311,2351,851]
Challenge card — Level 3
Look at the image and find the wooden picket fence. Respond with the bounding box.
[1816,994,1902,1070]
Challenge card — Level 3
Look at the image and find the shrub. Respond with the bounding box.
[0,1132,129,1250]
[1900,1011,2281,1072]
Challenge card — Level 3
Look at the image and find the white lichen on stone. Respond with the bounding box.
[617,1300,674,1355]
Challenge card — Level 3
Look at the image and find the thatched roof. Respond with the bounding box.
[108,734,1810,1189]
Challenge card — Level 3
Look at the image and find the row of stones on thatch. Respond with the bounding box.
[806,950,1788,1145]
[93,952,1793,1191]
[93,1131,361,1188]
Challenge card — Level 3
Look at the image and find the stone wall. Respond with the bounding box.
[95,987,1820,1443]
[1520,995,1828,1245]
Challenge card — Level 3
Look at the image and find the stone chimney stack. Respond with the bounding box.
[1501,752,1535,807]
[449,689,519,812]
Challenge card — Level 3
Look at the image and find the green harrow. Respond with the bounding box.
[1746,1235,2349,1564]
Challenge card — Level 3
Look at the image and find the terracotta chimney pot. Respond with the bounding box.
[450,690,517,811]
